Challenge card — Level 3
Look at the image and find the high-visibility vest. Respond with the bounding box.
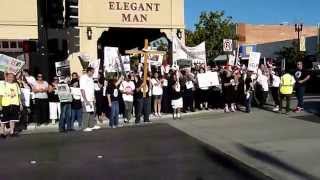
[280,74,294,95]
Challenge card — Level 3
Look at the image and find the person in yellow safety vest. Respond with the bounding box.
[279,72,296,114]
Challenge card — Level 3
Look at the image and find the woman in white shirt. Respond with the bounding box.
[151,72,163,117]
[270,71,281,111]
[32,73,49,125]
[257,70,269,107]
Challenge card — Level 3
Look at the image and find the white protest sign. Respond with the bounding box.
[248,52,261,72]
[223,39,233,52]
[228,54,236,66]
[173,36,206,65]
[104,47,120,72]
[140,53,164,66]
[197,72,220,88]
[0,54,25,74]
[121,56,131,72]
[89,59,100,78]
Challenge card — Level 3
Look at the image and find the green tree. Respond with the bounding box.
[186,11,237,65]
[275,40,306,69]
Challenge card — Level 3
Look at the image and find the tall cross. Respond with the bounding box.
[125,39,166,97]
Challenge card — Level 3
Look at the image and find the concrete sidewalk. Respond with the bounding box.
[169,109,320,180]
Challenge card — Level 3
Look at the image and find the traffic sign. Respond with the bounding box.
[223,39,233,52]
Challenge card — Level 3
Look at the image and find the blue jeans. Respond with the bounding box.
[245,92,253,113]
[109,101,119,127]
[295,86,305,108]
[71,109,82,129]
[59,103,72,131]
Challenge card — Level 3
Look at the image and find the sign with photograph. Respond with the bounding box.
[55,60,71,81]
[121,56,131,72]
[104,47,120,72]
[0,54,25,74]
[57,84,73,102]
[197,72,220,88]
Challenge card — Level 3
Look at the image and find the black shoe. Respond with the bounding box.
[0,134,6,139]
[9,133,19,137]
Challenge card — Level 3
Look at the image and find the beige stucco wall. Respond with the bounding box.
[79,0,184,29]
[78,0,185,64]
[0,0,38,39]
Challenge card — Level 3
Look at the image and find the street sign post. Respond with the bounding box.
[223,39,233,52]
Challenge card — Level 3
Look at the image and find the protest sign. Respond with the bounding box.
[104,47,120,72]
[57,84,73,102]
[140,53,163,66]
[197,72,220,88]
[55,60,70,81]
[248,52,261,72]
[89,59,101,79]
[228,54,236,66]
[121,56,131,72]
[173,36,206,65]
[0,54,25,74]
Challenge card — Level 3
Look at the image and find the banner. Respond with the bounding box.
[55,60,70,81]
[197,72,220,88]
[173,36,206,65]
[104,47,120,72]
[0,54,25,74]
[248,52,261,72]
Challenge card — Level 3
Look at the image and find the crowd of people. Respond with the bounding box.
[0,60,310,137]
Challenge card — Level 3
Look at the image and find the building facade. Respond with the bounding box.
[0,0,38,69]
[0,0,185,76]
[237,23,319,59]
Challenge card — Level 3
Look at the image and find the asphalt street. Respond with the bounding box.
[0,124,263,180]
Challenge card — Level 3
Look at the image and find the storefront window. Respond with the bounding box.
[10,41,17,48]
[2,41,9,48]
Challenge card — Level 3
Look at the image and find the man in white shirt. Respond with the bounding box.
[80,67,100,132]
[119,75,135,123]
[270,71,281,111]
[257,71,269,107]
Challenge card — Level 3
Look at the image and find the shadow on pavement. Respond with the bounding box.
[200,145,271,180]
[237,144,319,180]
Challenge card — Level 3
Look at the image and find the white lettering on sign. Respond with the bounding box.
[107,1,160,23]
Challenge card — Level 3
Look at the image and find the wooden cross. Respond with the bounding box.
[125,39,166,97]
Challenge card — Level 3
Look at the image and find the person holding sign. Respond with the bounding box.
[134,74,152,124]
[197,67,209,110]
[0,73,22,138]
[221,67,236,113]
[151,72,163,117]
[80,67,101,132]
[170,71,183,120]
[107,76,124,128]
[119,74,135,124]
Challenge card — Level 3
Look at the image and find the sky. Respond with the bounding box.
[185,0,320,30]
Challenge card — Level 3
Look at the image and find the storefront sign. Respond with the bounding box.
[108,1,160,22]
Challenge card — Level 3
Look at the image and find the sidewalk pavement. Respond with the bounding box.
[168,109,320,180]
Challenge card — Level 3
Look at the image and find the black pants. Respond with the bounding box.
[135,98,151,123]
[280,94,291,113]
[259,91,268,107]
[34,99,49,125]
[183,89,194,111]
[271,87,280,106]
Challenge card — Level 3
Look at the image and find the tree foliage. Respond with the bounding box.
[186,11,237,65]
[275,40,306,69]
